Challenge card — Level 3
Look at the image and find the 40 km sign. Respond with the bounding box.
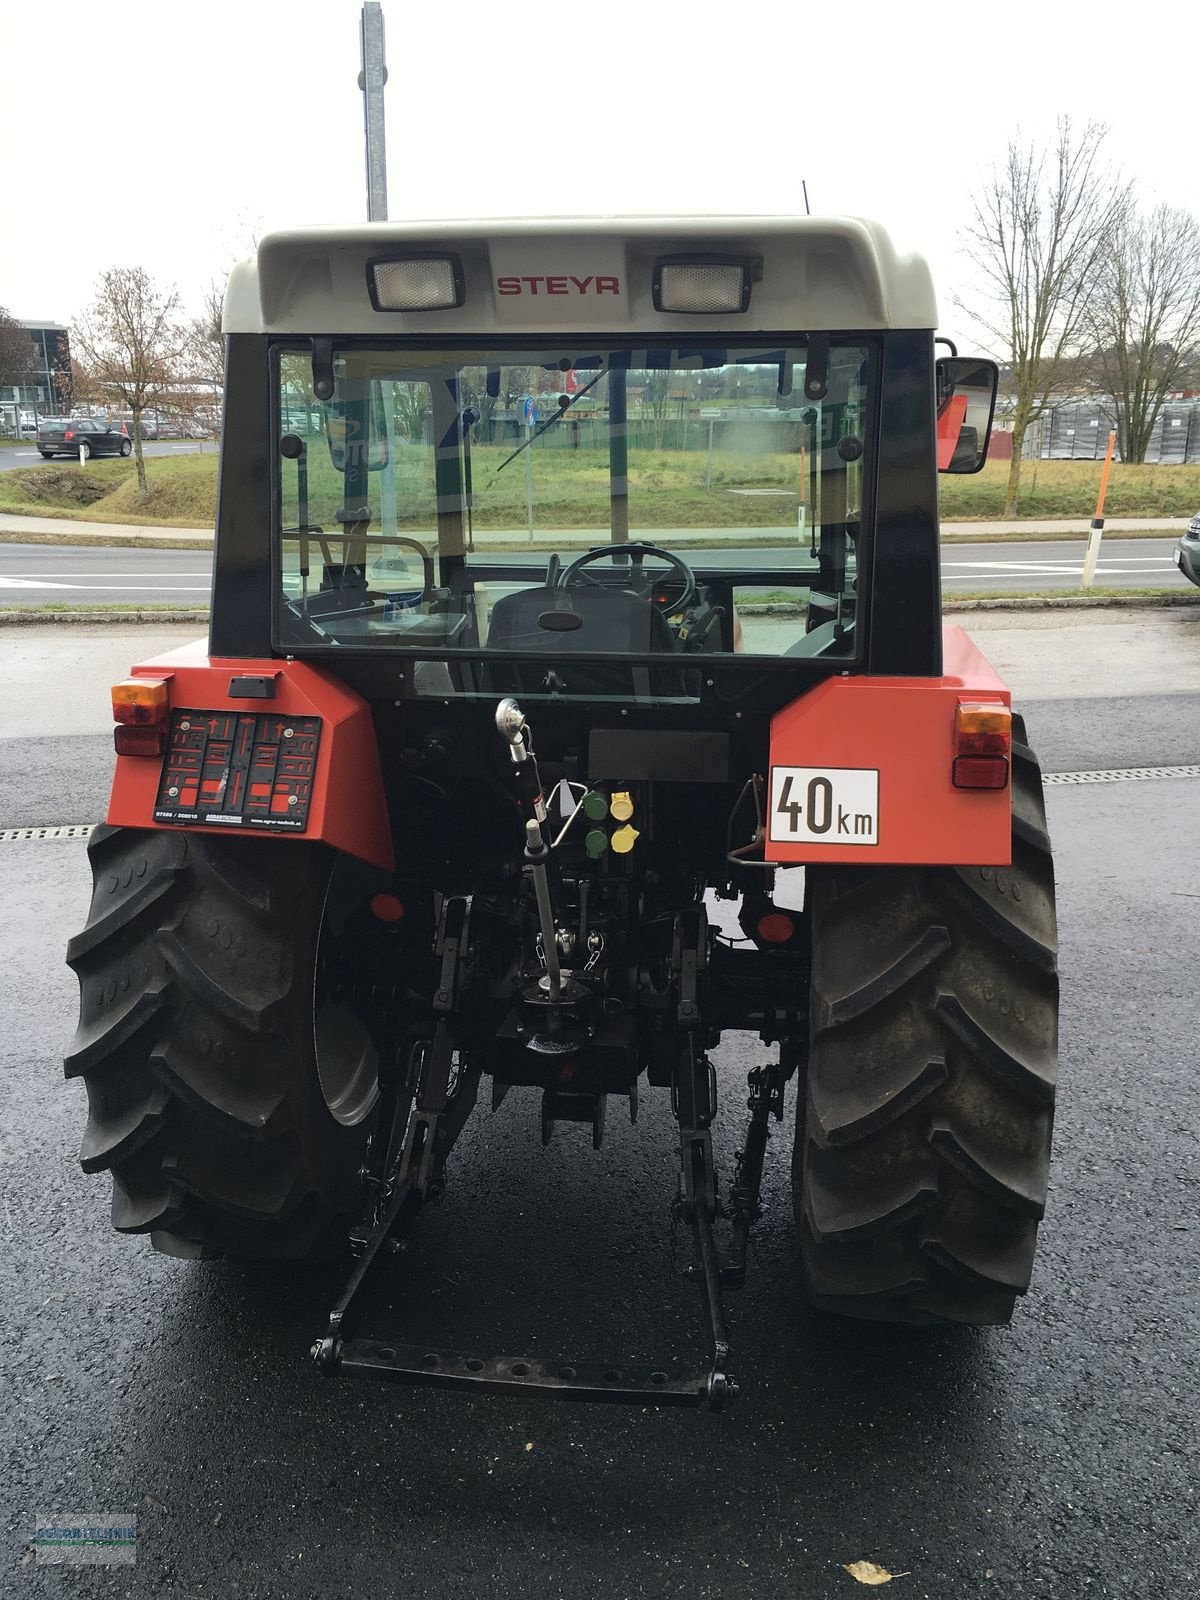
[767,766,880,848]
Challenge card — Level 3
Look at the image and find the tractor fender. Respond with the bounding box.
[105,640,393,870]
[766,625,1013,865]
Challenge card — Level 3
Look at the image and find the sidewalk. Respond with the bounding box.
[0,513,212,543]
[941,516,1178,536]
[0,511,1183,547]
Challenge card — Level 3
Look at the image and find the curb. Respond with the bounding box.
[0,530,212,551]
[0,610,210,626]
[943,591,1200,613]
[5,592,1198,626]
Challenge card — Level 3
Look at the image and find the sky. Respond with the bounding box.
[3,0,1191,351]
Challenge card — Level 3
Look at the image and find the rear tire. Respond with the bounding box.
[79,441,92,460]
[120,438,132,457]
[39,450,52,458]
[794,716,1058,1325]
[66,826,403,1261]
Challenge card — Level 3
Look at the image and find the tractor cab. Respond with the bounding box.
[218,218,996,705]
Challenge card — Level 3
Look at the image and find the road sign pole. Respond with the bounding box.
[1081,430,1117,589]
[359,3,388,223]
[359,4,399,546]
[525,425,534,540]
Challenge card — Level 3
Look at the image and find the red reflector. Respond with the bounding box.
[953,755,1009,790]
[114,725,166,756]
[756,911,796,944]
[369,893,405,923]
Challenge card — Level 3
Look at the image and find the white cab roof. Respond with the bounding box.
[223,215,937,336]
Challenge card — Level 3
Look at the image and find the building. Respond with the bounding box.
[0,320,72,431]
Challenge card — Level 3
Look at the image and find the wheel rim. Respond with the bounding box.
[314,1002,380,1126]
[313,862,383,1127]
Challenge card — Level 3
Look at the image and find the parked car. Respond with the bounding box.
[37,417,132,460]
[1175,512,1200,588]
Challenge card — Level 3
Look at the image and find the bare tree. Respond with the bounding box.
[1084,203,1200,463]
[72,268,185,498]
[0,307,37,398]
[184,279,226,403]
[640,368,673,451]
[962,119,1129,515]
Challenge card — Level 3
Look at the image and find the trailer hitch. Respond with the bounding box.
[311,1043,784,1411]
[310,729,789,1412]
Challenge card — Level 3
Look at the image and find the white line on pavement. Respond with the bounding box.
[5,572,212,579]
[0,579,211,592]
[0,576,77,589]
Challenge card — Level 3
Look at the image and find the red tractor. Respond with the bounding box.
[67,218,1056,1409]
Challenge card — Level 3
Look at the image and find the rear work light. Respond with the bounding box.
[652,255,758,314]
[111,677,170,726]
[367,254,464,311]
[953,700,1011,790]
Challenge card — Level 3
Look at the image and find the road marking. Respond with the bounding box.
[1044,765,1200,784]
[0,576,77,589]
[941,559,1175,572]
[0,581,211,592]
[0,825,95,842]
[4,571,212,579]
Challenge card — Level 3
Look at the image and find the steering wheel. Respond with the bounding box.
[559,542,697,614]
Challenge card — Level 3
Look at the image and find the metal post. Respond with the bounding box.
[705,417,714,492]
[609,367,629,544]
[359,3,388,222]
[359,4,398,548]
[525,421,535,540]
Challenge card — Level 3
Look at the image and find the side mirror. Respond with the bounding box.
[323,378,390,473]
[936,356,998,475]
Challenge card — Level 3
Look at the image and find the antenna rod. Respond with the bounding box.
[801,179,811,216]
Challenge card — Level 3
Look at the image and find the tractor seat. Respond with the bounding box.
[484,584,690,698]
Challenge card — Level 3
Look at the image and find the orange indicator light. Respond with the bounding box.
[111,677,170,726]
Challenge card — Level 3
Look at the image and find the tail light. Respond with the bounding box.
[954,701,1011,790]
[112,677,170,756]
[64,429,75,440]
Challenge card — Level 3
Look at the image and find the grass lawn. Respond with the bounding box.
[0,455,218,527]
[1,448,1197,531]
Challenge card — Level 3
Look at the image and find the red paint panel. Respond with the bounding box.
[106,642,394,870]
[936,393,969,470]
[767,626,1013,865]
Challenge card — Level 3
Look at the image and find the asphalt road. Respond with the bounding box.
[2,615,1198,1597]
[0,535,1191,605]
[0,440,213,472]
